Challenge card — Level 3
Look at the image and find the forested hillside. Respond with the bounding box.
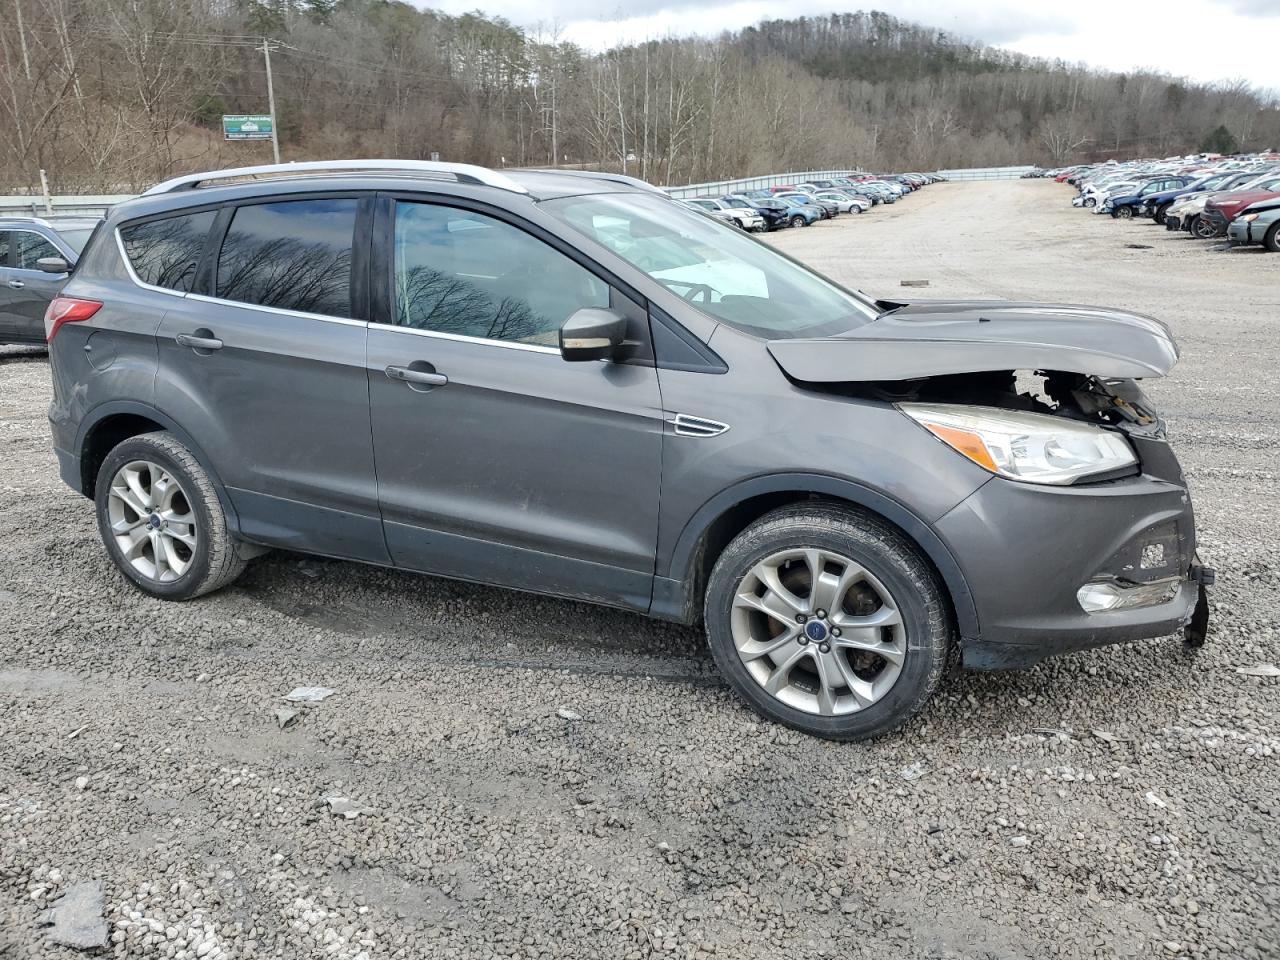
[2,1,1277,192]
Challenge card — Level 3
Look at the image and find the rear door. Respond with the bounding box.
[365,195,663,610]
[147,196,389,563]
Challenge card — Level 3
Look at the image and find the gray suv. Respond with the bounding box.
[1,215,99,344]
[46,160,1211,740]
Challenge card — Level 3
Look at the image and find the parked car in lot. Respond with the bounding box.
[720,195,790,231]
[813,190,869,213]
[771,195,824,227]
[775,191,837,218]
[1163,170,1275,234]
[681,198,766,231]
[46,158,1212,741]
[1199,172,1280,238]
[0,215,98,345]
[1102,177,1194,219]
[1227,201,1280,251]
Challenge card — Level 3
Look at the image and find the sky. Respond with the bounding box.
[431,0,1280,97]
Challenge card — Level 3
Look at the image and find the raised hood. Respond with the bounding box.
[767,301,1179,383]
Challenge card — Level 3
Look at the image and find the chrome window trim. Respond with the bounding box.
[185,292,366,328]
[114,228,193,300]
[367,320,560,355]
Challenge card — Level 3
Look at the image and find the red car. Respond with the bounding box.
[1201,172,1280,237]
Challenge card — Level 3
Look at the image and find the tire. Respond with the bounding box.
[704,502,951,741]
[1083,196,1096,208]
[789,215,806,228]
[1192,215,1218,240]
[1153,202,1170,224]
[95,431,248,600]
[1264,222,1280,253]
[1113,206,1133,220]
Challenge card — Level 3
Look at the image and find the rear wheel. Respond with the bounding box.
[704,503,951,741]
[1264,222,1280,253]
[95,432,248,600]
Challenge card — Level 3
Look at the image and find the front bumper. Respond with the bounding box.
[937,436,1204,669]
[1226,219,1253,244]
[1202,207,1230,235]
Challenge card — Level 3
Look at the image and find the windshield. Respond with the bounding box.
[545,192,878,338]
[52,227,94,254]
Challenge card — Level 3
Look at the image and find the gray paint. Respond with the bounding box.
[768,301,1179,382]
[47,168,1201,667]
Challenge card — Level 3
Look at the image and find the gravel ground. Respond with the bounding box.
[1,180,1277,959]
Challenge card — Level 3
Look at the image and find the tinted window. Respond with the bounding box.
[216,199,356,317]
[120,211,215,292]
[0,232,8,266]
[392,202,609,347]
[13,231,60,269]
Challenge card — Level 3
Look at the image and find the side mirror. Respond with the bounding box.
[559,307,628,362]
[36,256,70,274]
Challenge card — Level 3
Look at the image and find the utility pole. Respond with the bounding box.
[261,38,281,164]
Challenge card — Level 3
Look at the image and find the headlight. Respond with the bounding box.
[1240,213,1259,222]
[899,403,1138,485]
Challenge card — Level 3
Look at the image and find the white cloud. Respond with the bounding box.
[425,0,1280,95]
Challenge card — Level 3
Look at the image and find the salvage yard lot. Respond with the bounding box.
[1,180,1276,959]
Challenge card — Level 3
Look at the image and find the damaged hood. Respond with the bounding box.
[768,300,1179,382]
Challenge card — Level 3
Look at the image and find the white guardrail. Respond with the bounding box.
[0,165,1037,215]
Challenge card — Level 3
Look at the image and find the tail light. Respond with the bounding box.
[44,297,102,342]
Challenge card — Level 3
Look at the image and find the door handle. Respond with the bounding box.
[6,280,23,289]
[385,365,447,387]
[175,333,223,351]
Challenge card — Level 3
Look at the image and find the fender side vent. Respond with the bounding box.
[670,414,729,438]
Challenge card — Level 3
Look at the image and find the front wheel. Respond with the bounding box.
[1264,223,1279,253]
[789,215,807,228]
[95,432,248,600]
[704,503,951,741]
[1113,206,1134,220]
[1152,202,1170,224]
[1192,215,1218,240]
[1083,196,1096,207]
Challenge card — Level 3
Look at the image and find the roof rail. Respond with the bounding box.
[0,215,52,226]
[141,159,529,197]
[523,169,670,195]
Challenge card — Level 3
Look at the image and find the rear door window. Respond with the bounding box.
[120,211,216,293]
[216,198,357,317]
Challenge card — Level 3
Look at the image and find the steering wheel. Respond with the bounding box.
[658,279,715,303]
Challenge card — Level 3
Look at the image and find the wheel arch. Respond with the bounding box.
[75,401,242,532]
[654,473,979,639]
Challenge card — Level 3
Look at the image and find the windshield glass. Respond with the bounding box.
[545,192,878,337]
[52,227,94,254]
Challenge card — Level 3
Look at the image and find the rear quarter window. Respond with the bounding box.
[119,211,216,292]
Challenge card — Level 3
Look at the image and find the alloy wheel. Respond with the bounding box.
[106,460,198,583]
[730,548,907,716]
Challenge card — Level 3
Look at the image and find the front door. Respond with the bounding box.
[1,229,67,343]
[366,197,663,611]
